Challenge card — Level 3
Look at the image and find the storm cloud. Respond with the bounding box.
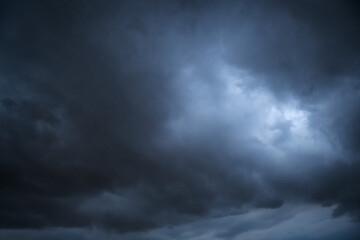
[0,0,359,239]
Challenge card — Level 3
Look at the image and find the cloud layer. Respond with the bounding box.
[0,0,359,238]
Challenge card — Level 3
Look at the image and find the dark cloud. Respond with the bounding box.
[223,0,360,99]
[0,0,359,238]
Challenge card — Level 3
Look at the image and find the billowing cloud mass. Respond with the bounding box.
[0,0,360,239]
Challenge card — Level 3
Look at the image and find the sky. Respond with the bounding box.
[0,0,360,239]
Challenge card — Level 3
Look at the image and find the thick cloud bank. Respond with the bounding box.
[0,0,359,239]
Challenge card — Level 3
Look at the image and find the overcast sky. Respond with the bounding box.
[1,0,360,239]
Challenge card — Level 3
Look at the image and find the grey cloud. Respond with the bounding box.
[0,0,359,237]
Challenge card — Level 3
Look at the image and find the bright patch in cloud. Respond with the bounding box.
[162,62,333,162]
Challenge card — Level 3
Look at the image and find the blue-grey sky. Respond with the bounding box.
[0,0,360,239]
